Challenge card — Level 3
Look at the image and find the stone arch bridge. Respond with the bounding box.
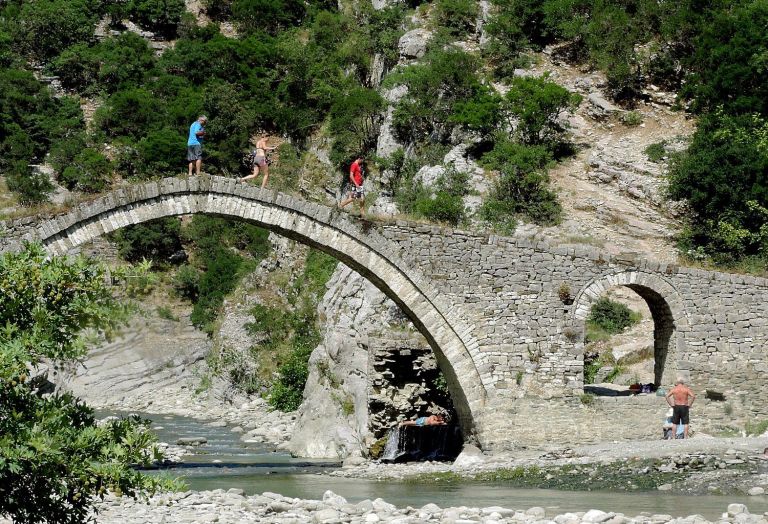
[2,176,767,449]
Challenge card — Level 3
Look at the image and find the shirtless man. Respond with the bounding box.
[238,136,275,188]
[399,415,446,427]
[665,377,696,439]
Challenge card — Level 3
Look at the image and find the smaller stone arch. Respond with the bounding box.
[571,270,690,386]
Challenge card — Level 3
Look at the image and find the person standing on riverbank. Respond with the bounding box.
[187,115,207,176]
[666,377,696,439]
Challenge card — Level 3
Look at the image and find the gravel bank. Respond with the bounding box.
[44,489,768,523]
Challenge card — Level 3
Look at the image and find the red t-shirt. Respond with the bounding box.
[350,160,363,186]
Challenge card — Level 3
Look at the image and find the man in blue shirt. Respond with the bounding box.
[187,115,207,176]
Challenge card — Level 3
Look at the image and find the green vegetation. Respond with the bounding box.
[644,141,666,163]
[587,297,641,336]
[242,250,338,410]
[182,216,270,332]
[0,244,180,523]
[745,419,768,436]
[406,459,682,492]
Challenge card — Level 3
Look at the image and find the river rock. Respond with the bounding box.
[526,506,547,518]
[727,503,749,516]
[313,508,340,523]
[454,444,486,467]
[748,487,765,496]
[322,490,348,506]
[176,436,207,445]
[583,509,613,522]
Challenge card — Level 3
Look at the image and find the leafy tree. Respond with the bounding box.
[60,148,113,192]
[13,0,97,60]
[680,0,768,115]
[129,0,186,37]
[0,244,177,524]
[111,218,184,265]
[502,74,581,146]
[390,48,485,143]
[95,87,166,139]
[480,139,561,228]
[232,0,306,35]
[668,111,768,262]
[434,0,479,37]
[329,87,385,167]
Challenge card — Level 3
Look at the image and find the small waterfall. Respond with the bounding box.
[380,425,462,463]
[381,427,403,462]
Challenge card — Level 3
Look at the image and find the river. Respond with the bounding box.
[108,411,768,520]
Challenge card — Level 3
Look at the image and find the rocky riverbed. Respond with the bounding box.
[58,489,768,524]
[333,437,768,497]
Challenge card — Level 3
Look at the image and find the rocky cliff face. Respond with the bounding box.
[287,263,456,459]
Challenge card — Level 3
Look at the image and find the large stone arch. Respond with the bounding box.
[571,270,691,386]
[23,176,487,441]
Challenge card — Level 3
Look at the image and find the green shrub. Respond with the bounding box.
[49,132,88,175]
[129,0,186,37]
[60,148,113,192]
[112,218,183,265]
[156,305,179,321]
[390,48,484,143]
[232,0,306,35]
[172,264,201,301]
[268,350,310,411]
[622,111,643,126]
[14,0,97,61]
[434,0,479,37]
[502,74,581,146]
[180,216,269,331]
[480,139,562,227]
[745,419,768,436]
[667,111,768,262]
[644,141,666,163]
[137,127,184,177]
[0,68,84,192]
[96,88,166,139]
[191,249,244,331]
[587,297,641,335]
[4,162,54,205]
[415,191,466,225]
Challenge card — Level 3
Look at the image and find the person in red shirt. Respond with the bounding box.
[338,156,366,217]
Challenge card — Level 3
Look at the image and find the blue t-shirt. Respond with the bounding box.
[188,121,204,146]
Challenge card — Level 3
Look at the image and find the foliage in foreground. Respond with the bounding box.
[0,244,180,524]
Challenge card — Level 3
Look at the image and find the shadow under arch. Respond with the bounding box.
[28,176,488,443]
[571,270,690,386]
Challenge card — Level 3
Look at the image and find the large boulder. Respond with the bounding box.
[398,28,432,60]
[288,266,388,458]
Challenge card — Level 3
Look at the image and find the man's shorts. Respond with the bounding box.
[187,144,203,161]
[350,186,365,199]
[672,405,689,425]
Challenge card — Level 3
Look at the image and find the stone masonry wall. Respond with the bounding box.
[2,176,766,450]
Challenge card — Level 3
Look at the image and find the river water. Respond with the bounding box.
[107,411,768,520]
